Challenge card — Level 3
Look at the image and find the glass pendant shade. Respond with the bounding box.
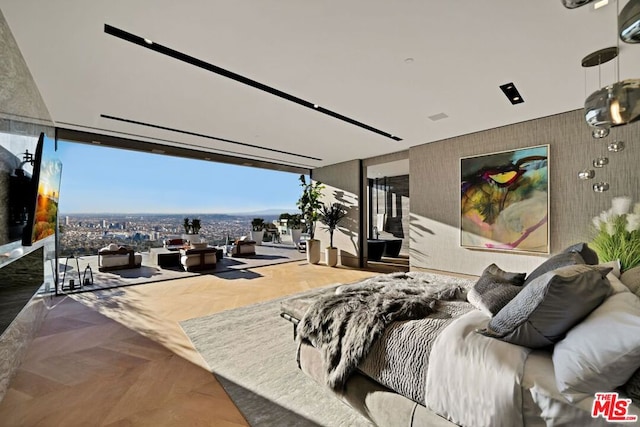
[620,0,640,43]
[585,79,640,128]
[607,140,625,152]
[593,182,610,192]
[593,157,609,168]
[591,126,610,138]
[578,169,595,180]
[562,0,595,8]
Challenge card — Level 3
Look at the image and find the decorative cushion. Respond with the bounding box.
[166,238,185,246]
[608,271,630,295]
[621,266,640,295]
[467,264,525,317]
[479,264,612,348]
[523,252,585,286]
[553,293,640,402]
[191,242,208,250]
[600,259,621,278]
[108,243,119,251]
[625,368,640,402]
[561,242,599,265]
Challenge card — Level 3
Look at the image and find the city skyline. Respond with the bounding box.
[56,141,303,215]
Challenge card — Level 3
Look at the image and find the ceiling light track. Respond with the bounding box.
[104,24,401,142]
[56,121,316,169]
[100,114,321,161]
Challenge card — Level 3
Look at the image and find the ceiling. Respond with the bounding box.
[2,0,637,172]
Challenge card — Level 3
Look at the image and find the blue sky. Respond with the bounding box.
[56,141,302,214]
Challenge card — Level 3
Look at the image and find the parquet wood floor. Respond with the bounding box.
[0,262,377,426]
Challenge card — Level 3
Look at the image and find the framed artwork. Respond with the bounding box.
[460,145,549,254]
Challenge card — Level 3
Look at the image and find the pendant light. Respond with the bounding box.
[584,1,640,128]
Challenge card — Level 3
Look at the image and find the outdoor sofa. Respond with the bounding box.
[97,243,142,272]
[281,243,640,426]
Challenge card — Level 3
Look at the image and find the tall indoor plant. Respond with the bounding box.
[319,202,347,267]
[296,174,324,264]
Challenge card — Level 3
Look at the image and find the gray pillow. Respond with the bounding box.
[524,252,585,286]
[467,264,525,317]
[562,242,599,265]
[483,263,527,283]
[479,264,612,348]
[625,368,640,402]
[553,293,640,402]
[621,266,640,295]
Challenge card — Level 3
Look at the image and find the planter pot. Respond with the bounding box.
[250,230,264,245]
[306,239,321,264]
[325,247,338,267]
[291,229,302,246]
[182,233,201,244]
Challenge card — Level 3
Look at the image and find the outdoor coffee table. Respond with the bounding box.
[150,247,182,268]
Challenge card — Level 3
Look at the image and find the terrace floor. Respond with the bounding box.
[58,242,307,292]
[0,260,386,426]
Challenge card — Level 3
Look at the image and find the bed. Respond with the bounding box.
[280,244,640,426]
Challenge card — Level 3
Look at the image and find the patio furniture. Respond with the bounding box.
[231,237,257,257]
[179,243,217,271]
[150,247,182,268]
[98,244,142,272]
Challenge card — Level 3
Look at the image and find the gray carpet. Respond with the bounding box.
[180,288,373,427]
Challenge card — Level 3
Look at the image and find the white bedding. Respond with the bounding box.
[426,310,531,427]
[424,310,640,427]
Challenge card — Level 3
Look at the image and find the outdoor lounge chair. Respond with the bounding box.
[98,243,142,272]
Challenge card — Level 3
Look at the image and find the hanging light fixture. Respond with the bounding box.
[607,139,625,151]
[578,169,596,179]
[593,182,610,192]
[619,0,640,42]
[583,2,640,128]
[562,0,597,8]
[593,156,610,167]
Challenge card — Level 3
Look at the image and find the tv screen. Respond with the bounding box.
[22,134,62,246]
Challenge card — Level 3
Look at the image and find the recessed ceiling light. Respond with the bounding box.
[143,38,153,45]
[313,104,319,109]
[404,57,415,63]
[499,82,525,105]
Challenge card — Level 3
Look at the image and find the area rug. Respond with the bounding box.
[180,286,373,427]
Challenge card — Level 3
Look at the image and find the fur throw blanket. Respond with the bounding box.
[296,272,466,389]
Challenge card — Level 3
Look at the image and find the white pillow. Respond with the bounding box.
[599,260,621,278]
[553,292,640,402]
[108,243,119,251]
[621,266,640,295]
[608,273,631,295]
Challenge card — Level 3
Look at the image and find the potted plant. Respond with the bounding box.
[289,213,303,247]
[296,174,325,264]
[250,217,266,245]
[182,217,202,243]
[319,202,347,267]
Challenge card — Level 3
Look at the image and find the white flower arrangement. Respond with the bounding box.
[591,196,640,271]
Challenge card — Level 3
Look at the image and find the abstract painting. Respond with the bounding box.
[460,145,549,253]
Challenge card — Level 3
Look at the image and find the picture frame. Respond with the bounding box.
[460,144,549,254]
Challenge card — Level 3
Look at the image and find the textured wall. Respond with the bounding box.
[0,9,53,403]
[410,109,640,276]
[312,160,361,267]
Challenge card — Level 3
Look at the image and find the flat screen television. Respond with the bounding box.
[22,133,63,246]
